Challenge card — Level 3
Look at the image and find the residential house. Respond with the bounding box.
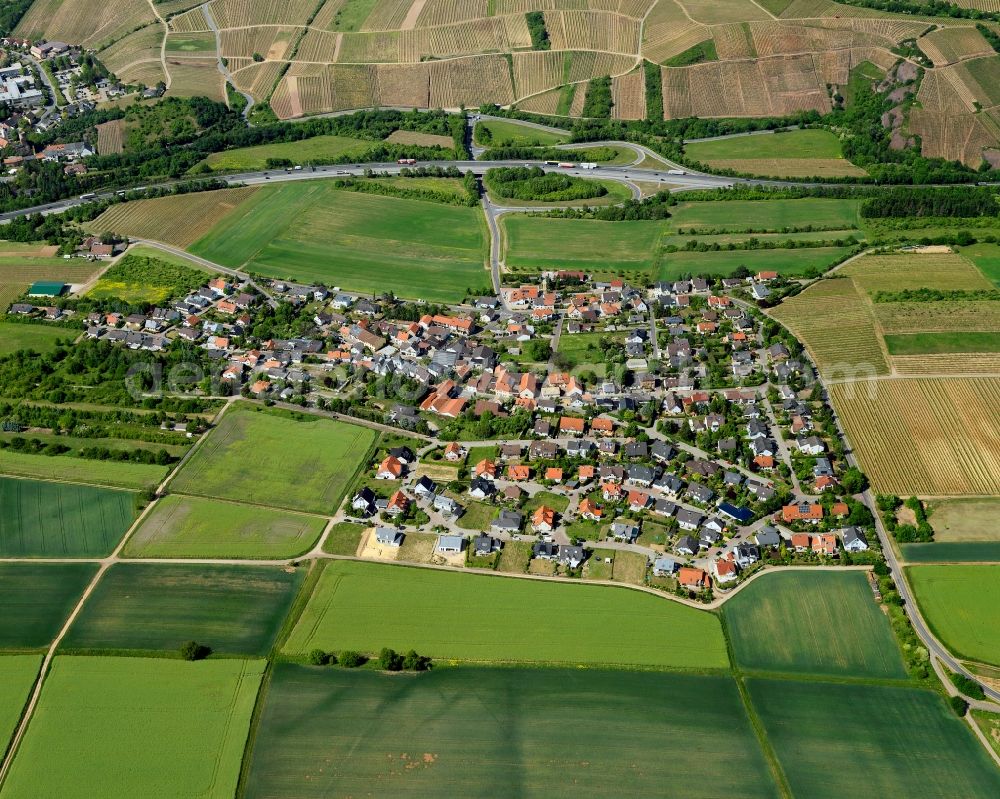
[436,534,465,553]
[375,527,404,547]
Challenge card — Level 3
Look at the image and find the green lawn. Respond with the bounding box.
[750,679,1000,798]
[165,31,216,53]
[523,489,570,514]
[884,332,1000,355]
[723,571,907,679]
[961,242,1000,285]
[169,404,376,515]
[322,521,366,556]
[0,655,40,755]
[0,563,98,649]
[283,560,728,668]
[244,665,779,799]
[907,565,1000,665]
[0,476,135,557]
[189,182,489,302]
[670,198,860,232]
[0,322,72,356]
[62,563,304,655]
[556,331,623,370]
[198,135,379,172]
[474,119,568,147]
[2,656,264,799]
[123,494,326,559]
[686,129,845,161]
[0,449,168,490]
[504,216,665,273]
[453,499,497,531]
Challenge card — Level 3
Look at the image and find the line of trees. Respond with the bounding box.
[525,11,550,50]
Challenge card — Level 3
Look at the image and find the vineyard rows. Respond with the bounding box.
[611,68,645,119]
[206,0,317,29]
[841,253,994,294]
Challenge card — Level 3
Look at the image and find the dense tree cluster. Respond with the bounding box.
[484,166,608,201]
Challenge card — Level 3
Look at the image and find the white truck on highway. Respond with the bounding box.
[579,162,598,169]
[667,168,686,176]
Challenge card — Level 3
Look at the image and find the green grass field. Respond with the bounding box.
[686,130,845,161]
[0,476,135,557]
[2,656,264,799]
[321,521,366,556]
[749,679,1000,798]
[884,332,1000,355]
[961,242,1000,285]
[189,182,488,302]
[902,542,1000,563]
[504,216,663,273]
[87,252,207,304]
[197,135,379,172]
[0,322,72,355]
[283,561,728,668]
[723,571,907,679]
[474,119,568,147]
[244,665,779,799]
[0,449,168,489]
[0,655,40,755]
[123,494,326,559]
[556,331,624,371]
[62,563,304,655]
[169,404,376,515]
[658,247,853,279]
[0,563,98,649]
[165,31,216,53]
[907,565,1000,665]
[670,198,860,231]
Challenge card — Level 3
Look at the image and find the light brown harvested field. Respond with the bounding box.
[494,0,654,14]
[910,109,994,166]
[168,6,211,32]
[231,61,287,99]
[569,79,587,114]
[874,302,1000,334]
[117,59,168,88]
[701,157,867,177]
[749,21,888,58]
[402,15,531,62]
[769,277,890,377]
[410,0,489,27]
[953,0,1000,12]
[918,65,977,115]
[86,187,259,248]
[166,58,224,101]
[918,26,993,66]
[220,26,300,61]
[713,23,756,59]
[428,54,514,108]
[819,17,929,43]
[566,50,637,83]
[891,353,1000,375]
[840,252,994,294]
[612,68,645,119]
[663,54,832,119]
[513,51,566,99]
[776,0,839,15]
[206,0,319,28]
[15,0,155,48]
[545,10,642,55]
[515,85,563,113]
[97,24,165,76]
[375,62,431,106]
[385,129,453,147]
[831,377,1000,496]
[95,119,124,155]
[679,0,772,24]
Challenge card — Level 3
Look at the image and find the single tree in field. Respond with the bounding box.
[180,641,211,661]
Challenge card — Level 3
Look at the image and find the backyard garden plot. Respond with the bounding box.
[0,450,168,490]
[283,560,729,668]
[62,563,304,655]
[723,571,906,679]
[830,378,1000,496]
[769,277,890,377]
[123,494,326,559]
[749,679,1000,799]
[15,0,155,48]
[0,563,98,650]
[168,404,376,515]
[0,477,135,558]
[0,656,40,757]
[87,187,259,249]
[907,565,1000,665]
[2,656,264,799]
[190,182,488,302]
[244,666,779,799]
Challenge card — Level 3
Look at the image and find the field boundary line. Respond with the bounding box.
[146,0,172,89]
[968,712,1000,768]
